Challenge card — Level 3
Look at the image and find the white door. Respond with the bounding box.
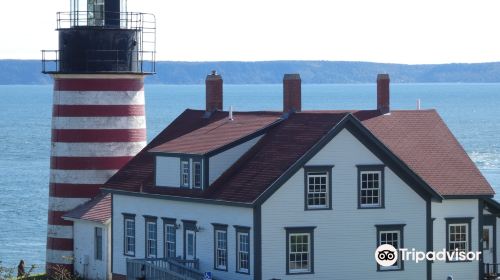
[186,230,196,260]
[483,225,494,265]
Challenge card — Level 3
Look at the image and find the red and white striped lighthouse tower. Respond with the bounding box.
[42,0,155,273]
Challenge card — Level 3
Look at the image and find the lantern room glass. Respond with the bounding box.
[69,0,128,27]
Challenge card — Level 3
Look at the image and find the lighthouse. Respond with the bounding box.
[42,0,155,273]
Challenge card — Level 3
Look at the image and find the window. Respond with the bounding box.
[235,226,250,274]
[376,224,405,271]
[163,218,176,258]
[213,224,228,271]
[95,227,103,260]
[304,166,333,210]
[483,227,491,250]
[145,216,157,258]
[181,160,190,187]
[87,0,105,26]
[186,230,196,259]
[358,165,385,208]
[449,224,468,251]
[286,227,315,275]
[123,214,136,256]
[193,161,202,189]
[446,217,472,262]
[183,220,197,260]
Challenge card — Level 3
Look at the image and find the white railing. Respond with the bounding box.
[126,258,212,280]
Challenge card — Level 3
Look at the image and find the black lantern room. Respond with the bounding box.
[42,0,156,74]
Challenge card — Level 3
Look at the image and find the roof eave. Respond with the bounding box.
[103,188,254,208]
[62,216,110,225]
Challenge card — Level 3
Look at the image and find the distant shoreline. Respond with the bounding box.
[3,60,500,84]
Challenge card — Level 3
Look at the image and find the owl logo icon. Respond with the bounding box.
[375,244,398,267]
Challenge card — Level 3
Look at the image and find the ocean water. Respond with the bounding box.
[0,83,499,272]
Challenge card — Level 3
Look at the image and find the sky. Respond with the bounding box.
[2,0,500,64]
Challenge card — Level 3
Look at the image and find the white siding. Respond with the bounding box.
[112,194,254,280]
[73,220,111,280]
[261,129,427,280]
[432,199,480,280]
[156,156,180,187]
[209,136,263,185]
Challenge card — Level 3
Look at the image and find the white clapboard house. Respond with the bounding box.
[64,73,500,280]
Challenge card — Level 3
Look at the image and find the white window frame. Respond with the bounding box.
[237,231,250,273]
[181,160,190,187]
[359,170,382,208]
[193,161,202,189]
[164,223,176,258]
[185,229,196,260]
[215,229,228,270]
[306,171,329,209]
[146,221,157,258]
[378,230,401,270]
[288,233,311,274]
[448,223,469,252]
[124,217,135,256]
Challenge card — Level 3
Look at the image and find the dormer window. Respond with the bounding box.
[193,161,202,189]
[181,159,190,187]
[179,157,203,189]
[155,155,206,189]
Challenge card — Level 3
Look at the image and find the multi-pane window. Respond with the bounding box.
[214,227,228,270]
[445,218,472,262]
[286,227,315,274]
[359,170,383,208]
[448,224,468,252]
[376,224,404,271]
[289,233,311,273]
[146,218,157,258]
[124,216,135,256]
[181,160,190,187]
[95,227,103,260]
[193,161,202,189]
[304,166,333,210]
[306,172,328,209]
[379,231,401,269]
[164,222,176,258]
[237,230,250,273]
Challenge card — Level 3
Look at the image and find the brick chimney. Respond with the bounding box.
[377,74,390,114]
[283,73,301,113]
[206,70,223,112]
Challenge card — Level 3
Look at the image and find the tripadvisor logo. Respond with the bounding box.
[375,245,482,266]
[375,244,399,267]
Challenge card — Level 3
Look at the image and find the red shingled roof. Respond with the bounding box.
[150,113,280,155]
[102,109,494,203]
[363,110,493,196]
[64,194,111,223]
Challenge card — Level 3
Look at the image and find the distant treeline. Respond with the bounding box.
[2,60,500,84]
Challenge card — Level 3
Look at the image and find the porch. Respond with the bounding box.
[126,258,214,280]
